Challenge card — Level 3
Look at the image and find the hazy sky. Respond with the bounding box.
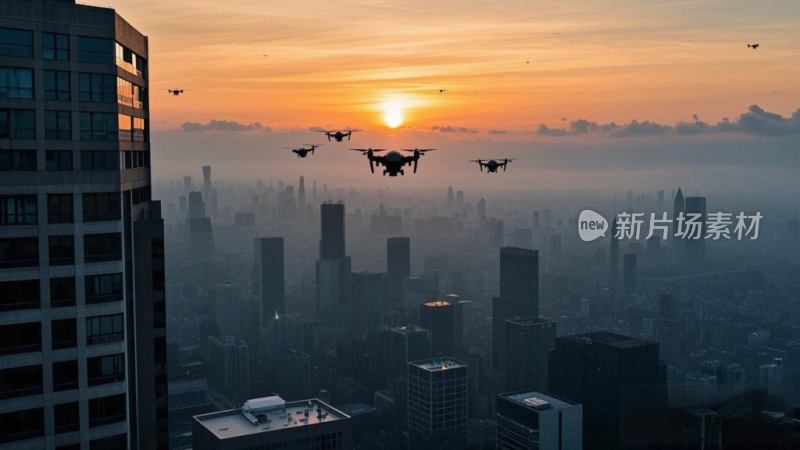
[95,0,800,192]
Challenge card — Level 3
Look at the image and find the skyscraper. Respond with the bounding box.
[493,247,539,369]
[351,271,385,333]
[623,253,637,292]
[447,186,455,208]
[216,281,240,336]
[673,187,685,262]
[505,318,556,392]
[386,237,411,298]
[407,358,469,446]
[549,331,667,449]
[389,326,431,379]
[477,197,486,221]
[188,190,206,218]
[254,237,285,323]
[684,196,707,265]
[496,391,582,450]
[319,202,345,260]
[419,300,463,357]
[0,1,167,447]
[297,175,306,211]
[208,336,250,404]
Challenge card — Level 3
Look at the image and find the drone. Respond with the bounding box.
[167,89,186,96]
[349,148,435,176]
[470,158,516,173]
[318,129,360,142]
[284,144,321,158]
[747,43,759,49]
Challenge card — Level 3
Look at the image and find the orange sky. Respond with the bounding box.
[97,0,800,133]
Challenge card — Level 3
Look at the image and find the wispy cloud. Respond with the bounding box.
[181,119,265,132]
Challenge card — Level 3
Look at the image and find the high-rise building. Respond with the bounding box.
[389,326,431,379]
[319,202,345,260]
[610,219,620,291]
[623,253,637,292]
[496,391,582,450]
[351,271,385,333]
[419,301,463,357]
[193,396,353,450]
[316,257,352,320]
[447,186,455,208]
[208,336,250,404]
[407,358,469,445]
[455,190,464,210]
[549,331,667,449]
[684,196,707,265]
[254,237,285,324]
[673,188,685,262]
[759,359,785,388]
[215,280,241,337]
[387,237,410,298]
[486,218,504,247]
[297,175,306,211]
[184,176,193,193]
[477,197,486,221]
[188,190,206,218]
[276,347,312,402]
[505,318,556,392]
[202,165,211,192]
[493,247,538,369]
[0,1,168,447]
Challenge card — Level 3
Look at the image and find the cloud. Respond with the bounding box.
[181,119,264,132]
[488,129,507,135]
[432,126,480,133]
[736,105,800,136]
[610,120,672,137]
[308,126,327,132]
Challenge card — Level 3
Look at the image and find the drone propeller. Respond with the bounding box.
[401,148,436,154]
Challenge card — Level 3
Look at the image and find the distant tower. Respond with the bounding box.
[203,165,211,189]
[188,191,206,218]
[408,358,469,446]
[447,186,455,208]
[685,196,707,266]
[184,175,193,193]
[254,238,285,323]
[298,175,306,211]
[623,253,637,292]
[312,180,318,204]
[456,190,464,210]
[351,272,385,333]
[387,237,411,299]
[610,219,619,291]
[419,300,463,356]
[319,203,346,259]
[505,318,557,392]
[673,188,685,262]
[215,281,240,336]
[208,336,250,404]
[493,248,539,370]
[478,197,487,222]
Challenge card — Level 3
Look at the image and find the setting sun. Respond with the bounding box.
[384,109,404,128]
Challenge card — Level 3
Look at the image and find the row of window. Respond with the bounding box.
[0,68,145,106]
[0,398,126,445]
[0,317,123,357]
[0,274,122,312]
[0,27,146,77]
[0,149,150,171]
[0,109,147,141]
[0,193,121,225]
[0,234,122,268]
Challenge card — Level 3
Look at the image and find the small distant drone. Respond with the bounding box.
[167,89,186,96]
[318,129,360,142]
[470,158,516,173]
[285,144,321,158]
[747,43,759,49]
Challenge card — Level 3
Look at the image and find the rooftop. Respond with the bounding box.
[423,301,451,307]
[507,317,555,326]
[410,357,467,372]
[194,396,348,440]
[565,331,652,349]
[502,391,579,411]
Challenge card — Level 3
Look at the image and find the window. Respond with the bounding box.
[51,319,76,350]
[43,32,69,61]
[133,117,145,142]
[122,151,150,170]
[80,112,117,141]
[84,233,121,263]
[47,194,73,224]
[0,150,36,171]
[0,237,39,268]
[118,114,131,141]
[0,365,42,400]
[0,195,37,225]
[0,322,41,355]
[46,150,72,171]
[79,73,115,103]
[0,67,33,99]
[49,235,74,266]
[89,393,126,427]
[0,109,35,139]
[87,353,125,386]
[83,193,120,223]
[115,43,141,77]
[44,70,70,101]
[45,111,71,140]
[51,277,76,308]
[85,273,123,304]
[54,402,79,434]
[0,408,44,444]
[0,28,33,58]
[90,433,126,450]
[77,36,113,64]
[53,360,78,392]
[81,151,118,171]
[132,186,151,204]
[0,279,39,312]
[86,314,123,345]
